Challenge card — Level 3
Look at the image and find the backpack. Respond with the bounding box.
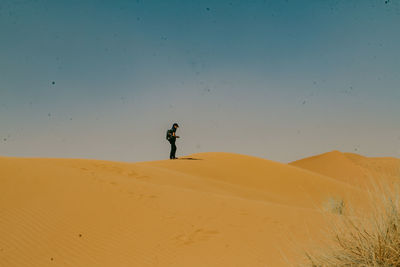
[166,129,173,141]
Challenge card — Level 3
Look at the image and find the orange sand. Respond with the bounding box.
[290,150,400,188]
[1,151,399,266]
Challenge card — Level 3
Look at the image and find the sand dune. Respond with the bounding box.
[290,150,400,187]
[0,152,398,266]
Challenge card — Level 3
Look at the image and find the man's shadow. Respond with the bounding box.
[178,157,202,160]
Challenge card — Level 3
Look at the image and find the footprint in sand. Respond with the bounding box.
[175,228,219,245]
[135,175,150,180]
[124,171,138,177]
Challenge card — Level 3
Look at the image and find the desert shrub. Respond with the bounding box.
[306,186,400,267]
[323,197,345,215]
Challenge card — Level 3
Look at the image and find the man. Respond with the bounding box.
[166,123,180,159]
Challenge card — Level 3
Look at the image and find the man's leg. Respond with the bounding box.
[169,141,174,159]
[172,142,177,159]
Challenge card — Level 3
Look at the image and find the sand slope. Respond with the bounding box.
[0,152,398,266]
[290,150,400,187]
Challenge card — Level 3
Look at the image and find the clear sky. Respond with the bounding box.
[1,0,399,163]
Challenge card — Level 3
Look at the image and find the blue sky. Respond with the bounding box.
[1,0,399,162]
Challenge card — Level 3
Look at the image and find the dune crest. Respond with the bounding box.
[290,150,400,187]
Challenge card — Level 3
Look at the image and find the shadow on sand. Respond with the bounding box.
[178,157,203,160]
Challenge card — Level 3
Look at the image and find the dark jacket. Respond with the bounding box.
[168,127,177,142]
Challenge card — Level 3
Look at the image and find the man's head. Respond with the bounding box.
[173,123,179,129]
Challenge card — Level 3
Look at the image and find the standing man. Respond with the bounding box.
[166,123,180,159]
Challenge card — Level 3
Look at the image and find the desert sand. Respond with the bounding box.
[1,151,399,266]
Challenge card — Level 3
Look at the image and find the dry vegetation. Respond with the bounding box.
[306,184,400,267]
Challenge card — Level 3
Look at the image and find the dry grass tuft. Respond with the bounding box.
[306,184,400,266]
[323,197,345,215]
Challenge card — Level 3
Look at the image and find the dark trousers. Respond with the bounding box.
[169,140,177,159]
